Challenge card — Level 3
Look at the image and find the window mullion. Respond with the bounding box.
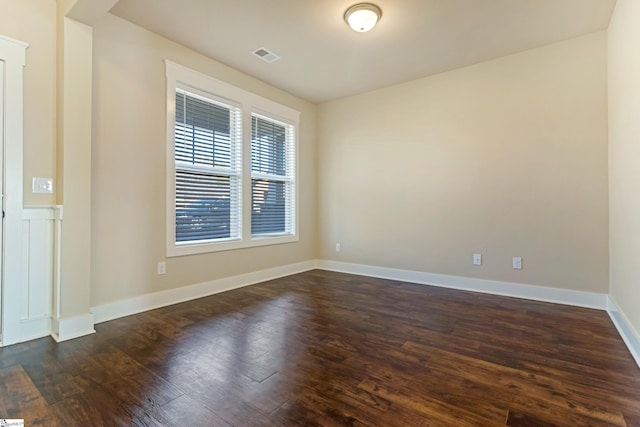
[241,109,253,243]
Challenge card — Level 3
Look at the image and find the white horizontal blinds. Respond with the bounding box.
[175,88,242,243]
[251,114,295,236]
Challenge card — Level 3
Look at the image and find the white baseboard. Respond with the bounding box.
[51,313,95,342]
[42,257,640,369]
[91,260,317,324]
[316,260,640,367]
[606,296,640,368]
[316,260,608,309]
[20,316,52,342]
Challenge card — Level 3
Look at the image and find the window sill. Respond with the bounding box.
[167,234,299,257]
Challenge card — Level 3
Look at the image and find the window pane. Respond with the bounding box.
[251,116,286,176]
[176,169,232,242]
[252,179,287,235]
[175,89,240,245]
[176,91,232,168]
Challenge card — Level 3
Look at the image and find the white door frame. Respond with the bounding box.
[0,35,28,346]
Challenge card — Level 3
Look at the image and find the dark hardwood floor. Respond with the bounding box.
[1,269,639,426]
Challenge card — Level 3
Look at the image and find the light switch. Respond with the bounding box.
[32,177,53,194]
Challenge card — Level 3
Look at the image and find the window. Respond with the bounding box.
[166,61,299,256]
[174,89,242,243]
[251,114,295,237]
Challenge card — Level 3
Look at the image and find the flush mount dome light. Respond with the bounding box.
[344,3,382,32]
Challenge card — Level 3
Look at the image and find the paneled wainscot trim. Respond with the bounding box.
[20,206,59,341]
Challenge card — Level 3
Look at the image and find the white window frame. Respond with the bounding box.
[250,111,297,239]
[174,87,243,245]
[165,60,299,257]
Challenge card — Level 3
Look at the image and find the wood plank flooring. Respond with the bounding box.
[1,270,638,426]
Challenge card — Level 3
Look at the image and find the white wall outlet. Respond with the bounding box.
[512,257,522,270]
[473,253,482,265]
[157,261,166,275]
[335,243,341,252]
[32,177,53,194]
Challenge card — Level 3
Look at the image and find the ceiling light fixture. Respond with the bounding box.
[344,3,382,33]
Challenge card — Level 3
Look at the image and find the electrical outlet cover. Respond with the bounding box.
[512,257,522,270]
[473,253,482,265]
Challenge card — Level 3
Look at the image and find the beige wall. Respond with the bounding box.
[0,0,57,205]
[57,16,93,320]
[90,14,317,307]
[318,32,609,293]
[608,0,640,333]
[0,2,617,322]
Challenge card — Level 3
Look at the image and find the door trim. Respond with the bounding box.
[0,35,28,346]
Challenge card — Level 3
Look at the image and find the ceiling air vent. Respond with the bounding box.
[252,47,280,63]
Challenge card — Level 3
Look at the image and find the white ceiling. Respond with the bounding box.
[109,0,616,104]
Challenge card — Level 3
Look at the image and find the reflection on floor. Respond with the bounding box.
[0,269,639,426]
